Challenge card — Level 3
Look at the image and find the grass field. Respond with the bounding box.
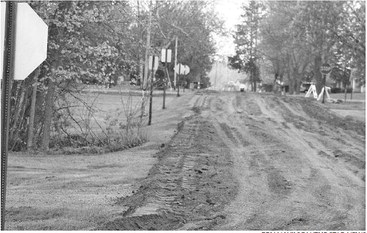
[293,92,365,122]
[328,92,365,121]
[329,92,365,101]
[5,90,196,230]
[6,149,156,230]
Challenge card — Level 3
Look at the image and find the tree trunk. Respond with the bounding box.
[27,68,40,151]
[294,77,301,94]
[287,71,294,94]
[41,79,56,151]
[253,80,257,92]
[314,55,322,94]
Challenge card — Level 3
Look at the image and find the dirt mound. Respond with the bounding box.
[96,214,183,230]
[284,97,365,135]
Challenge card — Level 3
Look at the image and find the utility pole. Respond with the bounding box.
[173,36,178,90]
[137,0,143,89]
[162,49,170,109]
[177,64,180,97]
[215,61,218,88]
[148,57,154,125]
[143,0,152,90]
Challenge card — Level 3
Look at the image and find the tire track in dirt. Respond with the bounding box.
[209,92,365,230]
[258,95,365,182]
[97,92,237,230]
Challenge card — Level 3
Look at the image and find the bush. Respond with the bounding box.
[330,87,353,93]
[49,91,148,155]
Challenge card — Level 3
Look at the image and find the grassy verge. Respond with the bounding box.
[5,91,196,230]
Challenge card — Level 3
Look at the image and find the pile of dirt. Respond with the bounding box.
[286,97,365,135]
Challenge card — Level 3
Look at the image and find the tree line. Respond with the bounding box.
[229,0,365,94]
[7,0,223,152]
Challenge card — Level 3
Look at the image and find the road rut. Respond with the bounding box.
[98,91,365,230]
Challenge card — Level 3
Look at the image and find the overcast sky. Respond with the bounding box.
[214,0,245,56]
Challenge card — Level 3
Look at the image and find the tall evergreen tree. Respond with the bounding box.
[228,0,264,92]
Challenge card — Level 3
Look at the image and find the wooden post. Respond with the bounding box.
[162,50,168,109]
[148,56,155,126]
[143,0,152,90]
[173,36,178,90]
[177,64,180,97]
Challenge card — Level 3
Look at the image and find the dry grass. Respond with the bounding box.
[6,149,157,230]
[5,90,197,230]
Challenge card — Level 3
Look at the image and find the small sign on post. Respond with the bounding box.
[148,55,159,71]
[148,55,159,126]
[174,63,190,75]
[161,49,171,110]
[161,49,172,63]
[174,64,190,97]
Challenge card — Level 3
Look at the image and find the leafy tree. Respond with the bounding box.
[257,0,365,94]
[152,0,223,85]
[8,0,225,152]
[229,0,265,92]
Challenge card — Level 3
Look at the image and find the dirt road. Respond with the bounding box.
[99,91,365,230]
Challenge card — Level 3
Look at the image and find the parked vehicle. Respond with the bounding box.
[239,84,246,92]
[300,82,312,93]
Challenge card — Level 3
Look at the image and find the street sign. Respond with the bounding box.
[0,2,6,80]
[0,3,48,80]
[174,64,182,74]
[174,63,190,75]
[320,63,331,74]
[161,49,172,63]
[148,55,159,71]
[182,65,190,75]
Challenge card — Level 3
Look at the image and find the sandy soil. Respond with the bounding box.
[97,91,365,230]
[6,90,365,230]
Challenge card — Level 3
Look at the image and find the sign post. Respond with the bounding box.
[1,3,17,230]
[1,3,48,229]
[174,64,190,97]
[161,49,171,109]
[148,55,158,125]
[320,63,331,104]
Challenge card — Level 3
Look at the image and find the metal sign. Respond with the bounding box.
[148,55,159,71]
[320,63,331,75]
[0,3,48,80]
[0,2,6,80]
[174,63,190,75]
[182,65,190,75]
[161,49,172,63]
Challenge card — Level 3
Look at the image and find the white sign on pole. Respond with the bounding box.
[174,63,190,75]
[182,65,190,75]
[161,49,172,63]
[148,55,159,71]
[0,2,6,80]
[0,3,48,80]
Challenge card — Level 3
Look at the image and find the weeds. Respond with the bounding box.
[50,90,148,154]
